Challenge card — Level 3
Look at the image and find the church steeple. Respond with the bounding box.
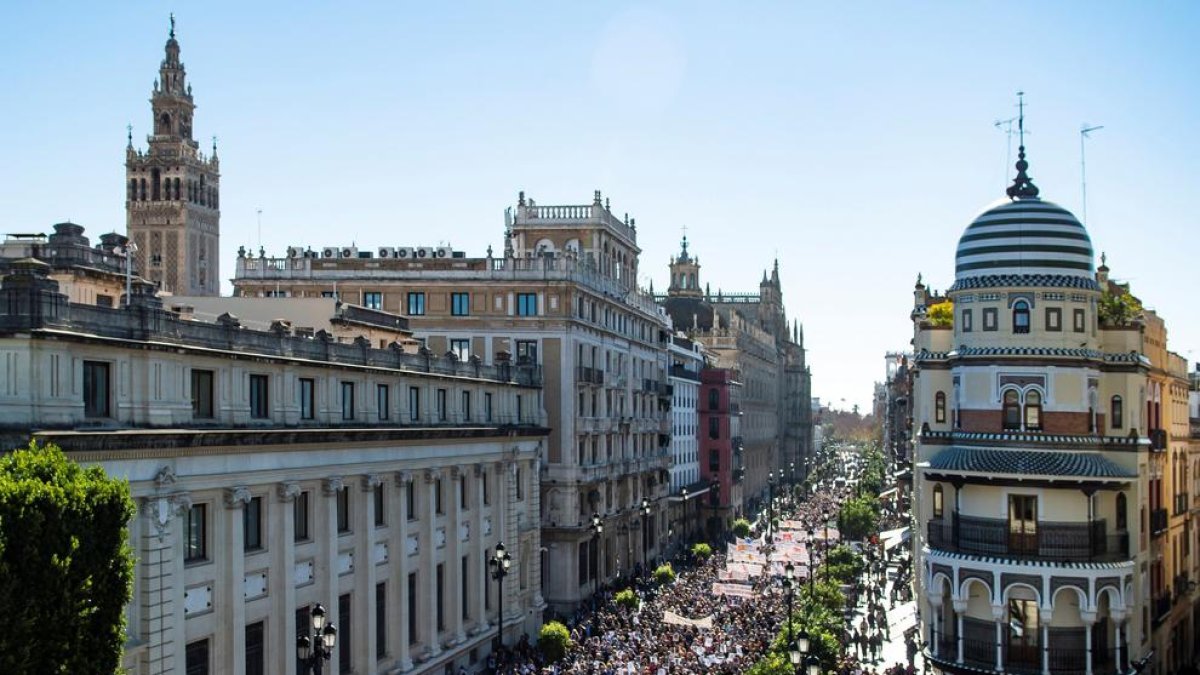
[667,234,702,298]
[152,13,195,140]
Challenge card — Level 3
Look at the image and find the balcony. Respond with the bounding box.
[927,514,1130,563]
[575,366,604,386]
[1150,508,1168,537]
[668,364,701,382]
[937,622,1127,675]
[1149,428,1167,451]
[1152,592,1171,627]
[1174,493,1190,516]
[1174,572,1193,604]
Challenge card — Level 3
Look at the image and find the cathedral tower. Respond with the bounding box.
[126,15,220,295]
[667,235,702,298]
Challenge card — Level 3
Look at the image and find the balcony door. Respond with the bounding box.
[1008,495,1038,556]
[1007,598,1040,668]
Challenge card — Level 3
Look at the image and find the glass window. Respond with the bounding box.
[435,479,444,514]
[377,384,389,421]
[244,496,263,551]
[517,293,538,316]
[362,291,382,310]
[83,361,111,418]
[437,389,447,421]
[245,622,264,675]
[249,374,270,419]
[294,491,310,541]
[407,573,418,644]
[1111,395,1123,429]
[961,309,973,332]
[1116,492,1128,530]
[406,292,425,316]
[436,564,445,631]
[935,391,946,424]
[406,481,415,521]
[1073,308,1086,332]
[933,484,943,518]
[376,583,387,659]
[462,390,471,421]
[485,393,493,422]
[408,386,420,422]
[1024,391,1042,430]
[185,638,210,675]
[1012,301,1030,334]
[374,483,385,527]
[451,292,470,316]
[709,416,720,439]
[340,381,355,421]
[482,470,489,506]
[516,340,538,363]
[185,503,207,562]
[1002,390,1021,430]
[709,449,720,471]
[450,338,469,361]
[299,378,315,420]
[708,388,719,411]
[1045,307,1062,331]
[337,486,351,534]
[191,369,214,418]
[338,594,352,674]
[983,308,998,331]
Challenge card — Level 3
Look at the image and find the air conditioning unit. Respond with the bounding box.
[435,246,453,258]
[415,247,435,259]
[396,247,414,259]
[287,245,305,258]
[321,247,338,259]
[340,246,358,259]
[378,247,396,258]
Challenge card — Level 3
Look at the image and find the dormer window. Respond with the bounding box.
[1012,300,1031,334]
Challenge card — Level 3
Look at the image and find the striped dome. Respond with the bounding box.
[954,198,1094,282]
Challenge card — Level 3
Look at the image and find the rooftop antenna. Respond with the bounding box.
[1080,124,1104,225]
[994,116,1018,187]
[256,208,263,249]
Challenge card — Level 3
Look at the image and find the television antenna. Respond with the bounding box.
[994,116,1018,185]
[1080,124,1104,225]
[256,208,263,249]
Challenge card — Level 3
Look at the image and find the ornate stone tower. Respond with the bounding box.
[126,15,220,296]
[667,235,702,298]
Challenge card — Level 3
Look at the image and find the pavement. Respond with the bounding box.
[842,549,927,673]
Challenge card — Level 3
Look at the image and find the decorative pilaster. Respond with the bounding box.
[472,464,487,633]
[321,478,343,673]
[141,492,191,675]
[358,475,381,668]
[222,486,252,675]
[423,469,441,656]
[393,472,414,672]
[448,466,465,644]
[991,604,1005,672]
[953,599,967,664]
[270,482,300,675]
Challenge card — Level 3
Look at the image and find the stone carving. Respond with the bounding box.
[395,471,413,487]
[323,476,344,495]
[277,481,301,502]
[154,465,177,488]
[224,486,252,509]
[424,469,439,484]
[362,474,383,492]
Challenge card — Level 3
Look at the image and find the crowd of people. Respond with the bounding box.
[487,446,920,675]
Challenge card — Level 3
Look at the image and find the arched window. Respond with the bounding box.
[708,388,719,411]
[1012,300,1030,334]
[935,391,946,424]
[1111,395,1123,429]
[173,177,181,201]
[150,169,161,201]
[1002,390,1021,430]
[1024,390,1042,430]
[139,178,147,201]
[932,484,944,519]
[128,179,137,202]
[1116,492,1127,530]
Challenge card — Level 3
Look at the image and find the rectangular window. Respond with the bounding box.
[299,378,315,420]
[516,468,523,500]
[484,393,493,422]
[408,387,420,422]
[341,381,355,421]
[376,582,387,659]
[245,621,264,675]
[406,292,426,316]
[377,384,389,421]
[516,340,538,363]
[449,338,470,361]
[407,573,418,644]
[435,479,444,514]
[709,417,720,439]
[362,291,383,310]
[191,369,214,418]
[961,309,973,332]
[436,563,445,631]
[406,482,415,521]
[337,487,351,534]
[482,471,489,506]
[982,308,998,331]
[321,290,336,298]
[1073,308,1086,332]
[1046,307,1062,331]
[244,496,263,551]
[338,594,352,674]
[462,391,471,422]
[451,292,470,316]
[295,606,311,675]
[461,555,470,621]
[374,483,385,527]
[460,475,468,510]
[294,491,310,541]
[709,449,720,471]
[83,360,111,418]
[516,395,523,423]
[185,638,210,675]
[437,389,447,421]
[249,374,270,419]
[516,293,538,316]
[185,503,207,562]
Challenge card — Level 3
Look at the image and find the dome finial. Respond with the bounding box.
[169,13,175,39]
[1005,91,1039,200]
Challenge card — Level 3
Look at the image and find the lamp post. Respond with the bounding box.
[783,563,796,655]
[590,513,604,585]
[709,480,720,541]
[296,603,338,675]
[641,497,652,574]
[489,542,512,651]
[767,470,777,541]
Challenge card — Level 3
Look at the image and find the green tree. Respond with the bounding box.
[823,544,864,585]
[0,441,136,674]
[838,494,880,541]
[732,517,752,538]
[927,300,954,327]
[690,542,713,560]
[614,588,639,610]
[653,563,676,584]
[537,620,572,662]
[1098,287,1143,326]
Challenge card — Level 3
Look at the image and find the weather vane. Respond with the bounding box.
[169,13,175,39]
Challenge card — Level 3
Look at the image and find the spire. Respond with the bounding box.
[1005,91,1040,200]
[678,234,691,262]
[169,13,175,40]
[771,258,780,286]
[761,269,768,284]
[126,124,133,148]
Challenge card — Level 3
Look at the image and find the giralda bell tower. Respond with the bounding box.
[126,15,220,295]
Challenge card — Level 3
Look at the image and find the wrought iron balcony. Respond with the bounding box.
[1150,508,1168,537]
[1149,428,1167,451]
[1152,592,1171,626]
[927,514,1130,563]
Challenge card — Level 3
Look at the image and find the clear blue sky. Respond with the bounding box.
[2,2,1198,413]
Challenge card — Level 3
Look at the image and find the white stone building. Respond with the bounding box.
[667,334,704,492]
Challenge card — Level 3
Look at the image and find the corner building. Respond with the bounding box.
[912,146,1192,675]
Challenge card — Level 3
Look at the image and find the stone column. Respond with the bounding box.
[992,603,1005,672]
[141,492,190,675]
[529,455,544,611]
[473,464,487,633]
[394,472,414,672]
[1113,610,1126,673]
[952,600,967,664]
[448,466,465,645]
[222,486,252,675]
[504,459,520,627]
[1040,607,1053,675]
[1082,610,1097,675]
[423,469,442,657]
[358,474,381,673]
[928,595,942,658]
[271,482,300,675]
[321,478,344,674]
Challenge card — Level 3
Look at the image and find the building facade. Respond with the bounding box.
[0,259,547,675]
[667,334,705,493]
[0,222,136,306]
[126,19,221,296]
[232,192,673,613]
[911,143,1192,675]
[699,367,743,538]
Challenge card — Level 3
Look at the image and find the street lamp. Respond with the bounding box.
[767,470,777,540]
[681,487,690,544]
[641,497,652,573]
[489,542,513,651]
[804,653,822,675]
[590,513,604,584]
[782,563,796,656]
[296,603,337,675]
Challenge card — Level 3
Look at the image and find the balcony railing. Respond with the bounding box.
[1149,428,1167,451]
[933,628,1126,675]
[1174,493,1190,516]
[1152,592,1171,626]
[668,364,701,382]
[927,514,1130,562]
[575,366,604,386]
[1174,572,1192,603]
[1150,508,1168,537]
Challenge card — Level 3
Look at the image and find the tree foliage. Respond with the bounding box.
[732,517,752,539]
[614,588,639,610]
[824,543,865,585]
[537,620,572,662]
[653,563,676,584]
[0,441,136,674]
[838,494,880,541]
[927,300,954,327]
[690,542,713,560]
[1098,287,1142,326]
